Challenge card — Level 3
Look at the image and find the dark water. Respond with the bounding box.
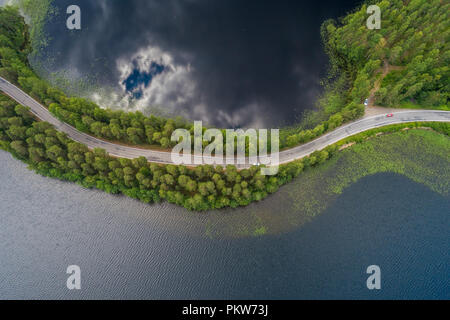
[0,151,448,299]
[37,0,362,127]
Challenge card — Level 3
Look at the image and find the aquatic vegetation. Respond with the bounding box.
[200,129,450,237]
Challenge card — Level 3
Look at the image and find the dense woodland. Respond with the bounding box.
[372,0,449,107]
[0,2,449,210]
[0,94,334,210]
[2,91,448,211]
[282,0,449,146]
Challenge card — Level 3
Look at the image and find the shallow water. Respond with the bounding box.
[0,151,448,299]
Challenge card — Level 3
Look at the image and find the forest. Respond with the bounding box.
[2,92,448,211]
[0,94,335,210]
[282,0,449,146]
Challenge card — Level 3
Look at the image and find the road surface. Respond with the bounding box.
[1,76,449,168]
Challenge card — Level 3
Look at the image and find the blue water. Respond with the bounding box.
[0,151,448,299]
[123,62,165,99]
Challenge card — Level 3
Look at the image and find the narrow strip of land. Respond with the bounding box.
[1,76,449,168]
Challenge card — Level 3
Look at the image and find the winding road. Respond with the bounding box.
[1,76,449,168]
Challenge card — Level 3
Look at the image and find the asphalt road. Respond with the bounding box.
[1,76,449,168]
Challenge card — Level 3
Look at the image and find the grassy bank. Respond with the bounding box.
[395,102,449,111]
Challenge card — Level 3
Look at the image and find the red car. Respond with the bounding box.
[386,113,394,117]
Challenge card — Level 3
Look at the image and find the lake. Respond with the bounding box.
[0,150,448,299]
[36,0,362,128]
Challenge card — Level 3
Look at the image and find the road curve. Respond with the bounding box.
[1,76,449,168]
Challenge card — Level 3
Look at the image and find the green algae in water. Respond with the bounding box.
[201,129,450,238]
